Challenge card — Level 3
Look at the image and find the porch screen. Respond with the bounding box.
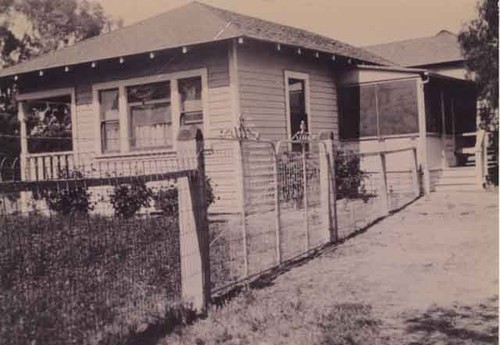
[377,80,418,135]
[338,79,419,139]
[127,81,172,149]
[100,89,120,153]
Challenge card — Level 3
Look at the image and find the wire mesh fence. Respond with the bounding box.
[0,149,206,345]
[0,131,421,343]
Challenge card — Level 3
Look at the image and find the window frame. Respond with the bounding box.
[126,82,172,151]
[92,68,208,157]
[284,71,311,139]
[16,87,78,156]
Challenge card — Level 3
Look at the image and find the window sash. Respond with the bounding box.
[101,120,120,153]
[129,102,172,149]
[96,72,205,153]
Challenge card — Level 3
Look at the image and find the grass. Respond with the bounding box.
[161,288,389,345]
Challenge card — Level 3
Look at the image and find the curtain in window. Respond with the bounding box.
[100,89,120,153]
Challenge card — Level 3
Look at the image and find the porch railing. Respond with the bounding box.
[24,151,75,181]
[457,129,488,187]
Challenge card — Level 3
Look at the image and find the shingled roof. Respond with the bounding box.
[364,30,464,67]
[0,1,392,79]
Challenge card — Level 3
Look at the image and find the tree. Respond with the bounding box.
[0,0,119,159]
[458,0,499,129]
[0,0,118,66]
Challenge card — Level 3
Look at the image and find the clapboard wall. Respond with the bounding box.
[17,42,240,213]
[236,40,339,141]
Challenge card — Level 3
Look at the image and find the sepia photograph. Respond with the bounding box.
[0,0,497,344]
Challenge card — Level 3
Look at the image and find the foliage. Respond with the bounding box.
[163,288,386,345]
[334,151,368,200]
[40,185,92,216]
[154,185,179,215]
[110,180,153,218]
[0,214,181,345]
[277,151,320,208]
[153,177,217,216]
[0,0,120,156]
[458,0,499,129]
[36,169,93,216]
[25,99,73,153]
[0,0,119,67]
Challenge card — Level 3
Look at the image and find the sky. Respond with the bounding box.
[96,0,480,46]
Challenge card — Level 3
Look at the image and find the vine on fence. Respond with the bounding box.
[334,150,369,201]
[277,149,369,206]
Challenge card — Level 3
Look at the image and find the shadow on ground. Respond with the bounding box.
[403,296,498,345]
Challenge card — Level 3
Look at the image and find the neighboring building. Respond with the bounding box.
[364,30,468,80]
[0,2,483,210]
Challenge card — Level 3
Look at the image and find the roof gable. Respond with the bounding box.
[364,30,464,67]
[0,2,391,78]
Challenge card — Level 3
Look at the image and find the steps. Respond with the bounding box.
[433,166,481,192]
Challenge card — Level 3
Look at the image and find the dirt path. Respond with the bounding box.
[162,189,498,344]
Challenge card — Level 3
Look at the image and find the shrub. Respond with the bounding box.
[154,186,179,215]
[41,185,93,216]
[38,169,93,216]
[334,151,368,200]
[153,177,217,216]
[110,181,153,218]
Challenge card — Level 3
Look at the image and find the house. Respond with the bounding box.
[364,30,468,80]
[0,2,483,213]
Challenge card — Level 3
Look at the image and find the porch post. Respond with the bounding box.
[440,90,447,169]
[417,78,431,195]
[17,101,28,181]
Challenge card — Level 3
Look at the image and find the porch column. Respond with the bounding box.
[417,78,431,195]
[17,101,28,181]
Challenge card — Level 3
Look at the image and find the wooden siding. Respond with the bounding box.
[18,43,239,214]
[237,41,338,141]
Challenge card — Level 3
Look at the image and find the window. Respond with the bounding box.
[99,89,120,153]
[179,77,203,132]
[127,82,172,149]
[338,79,419,139]
[95,70,206,154]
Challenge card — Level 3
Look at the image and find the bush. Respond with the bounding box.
[110,181,153,218]
[335,151,368,200]
[153,177,217,216]
[38,169,93,216]
[41,185,93,216]
[154,186,179,215]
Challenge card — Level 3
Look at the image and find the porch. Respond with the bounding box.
[337,65,491,193]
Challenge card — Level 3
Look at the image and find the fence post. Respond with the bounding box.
[237,139,249,278]
[411,148,420,197]
[301,142,309,251]
[176,127,210,312]
[319,131,337,243]
[272,145,282,265]
[379,152,390,215]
